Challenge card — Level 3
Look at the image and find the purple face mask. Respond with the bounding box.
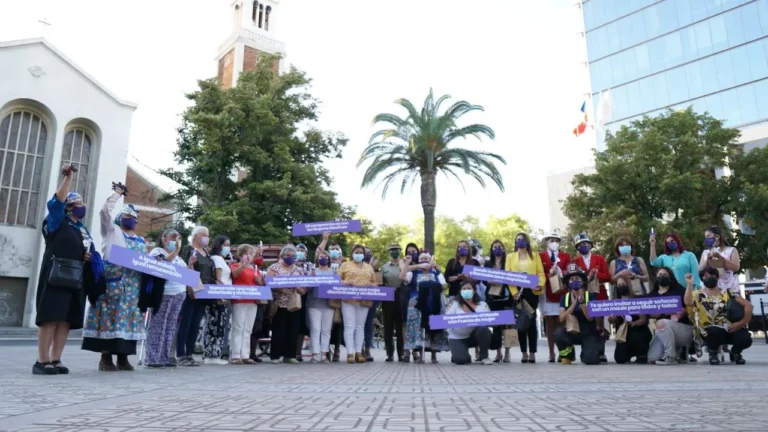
[283,256,296,265]
[667,241,678,251]
[317,257,329,266]
[704,237,716,248]
[515,239,528,249]
[577,244,591,255]
[492,247,504,257]
[458,247,468,257]
[71,205,87,219]
[121,217,137,230]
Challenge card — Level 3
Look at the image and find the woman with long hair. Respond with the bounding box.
[203,235,233,365]
[484,240,513,362]
[647,266,693,365]
[505,233,545,363]
[446,280,493,365]
[611,277,651,364]
[338,244,376,363]
[698,226,741,292]
[650,232,701,288]
[307,249,335,363]
[445,240,480,297]
[229,243,263,364]
[539,233,570,363]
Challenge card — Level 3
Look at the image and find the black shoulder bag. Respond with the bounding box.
[48,255,84,289]
[725,289,745,323]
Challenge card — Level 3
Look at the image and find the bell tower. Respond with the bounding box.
[217,0,286,89]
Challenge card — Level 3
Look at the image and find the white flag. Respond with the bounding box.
[597,89,613,129]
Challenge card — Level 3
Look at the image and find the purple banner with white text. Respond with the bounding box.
[587,296,683,317]
[108,245,200,287]
[461,265,539,289]
[317,285,395,301]
[429,310,516,330]
[197,285,273,300]
[266,274,341,288]
[292,220,363,236]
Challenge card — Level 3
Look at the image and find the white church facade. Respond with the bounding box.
[0,38,136,328]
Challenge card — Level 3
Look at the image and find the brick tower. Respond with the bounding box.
[217,0,286,89]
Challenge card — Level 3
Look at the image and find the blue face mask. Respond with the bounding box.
[296,251,306,261]
[167,240,177,252]
[221,246,231,257]
[618,245,632,256]
[353,253,364,263]
[330,250,341,259]
[460,290,474,300]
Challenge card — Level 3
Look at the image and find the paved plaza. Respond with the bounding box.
[1,340,767,432]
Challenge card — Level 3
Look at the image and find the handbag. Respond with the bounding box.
[725,290,745,323]
[287,291,302,312]
[514,302,532,333]
[503,328,519,348]
[615,322,628,343]
[47,256,84,289]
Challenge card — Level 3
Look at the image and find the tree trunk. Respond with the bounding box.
[420,170,437,253]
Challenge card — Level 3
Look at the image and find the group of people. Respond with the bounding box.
[32,165,756,375]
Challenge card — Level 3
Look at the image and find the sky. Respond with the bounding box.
[0,0,598,232]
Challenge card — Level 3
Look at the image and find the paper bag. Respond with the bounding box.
[287,291,302,312]
[488,284,503,297]
[566,315,579,334]
[503,328,519,348]
[375,271,384,286]
[588,278,600,294]
[549,275,562,294]
[630,278,644,296]
[615,322,628,343]
[709,256,725,269]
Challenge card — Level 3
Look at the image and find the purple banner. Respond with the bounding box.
[266,274,341,288]
[108,245,200,287]
[587,296,683,317]
[462,265,539,289]
[429,310,516,330]
[197,285,273,300]
[317,285,395,301]
[292,219,363,236]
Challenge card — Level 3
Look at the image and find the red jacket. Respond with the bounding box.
[540,250,571,303]
[572,253,610,300]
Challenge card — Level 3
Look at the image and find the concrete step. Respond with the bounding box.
[0,327,82,339]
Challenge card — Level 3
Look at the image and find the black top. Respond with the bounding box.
[180,245,216,284]
[560,292,596,326]
[647,286,691,325]
[445,257,480,297]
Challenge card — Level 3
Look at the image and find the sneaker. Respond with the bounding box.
[32,361,58,375]
[708,351,720,365]
[561,358,573,365]
[731,353,746,365]
[204,358,228,365]
[284,358,300,364]
[481,358,494,365]
[169,357,178,366]
[271,359,281,364]
[659,357,679,365]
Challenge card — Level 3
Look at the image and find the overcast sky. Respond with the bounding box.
[0,0,597,231]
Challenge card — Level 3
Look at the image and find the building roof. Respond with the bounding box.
[0,38,138,109]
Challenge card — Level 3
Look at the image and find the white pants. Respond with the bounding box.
[341,302,368,354]
[307,304,334,354]
[230,303,258,360]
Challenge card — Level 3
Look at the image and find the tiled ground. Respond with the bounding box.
[0,341,767,431]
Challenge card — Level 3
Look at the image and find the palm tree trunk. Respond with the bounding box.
[420,170,437,253]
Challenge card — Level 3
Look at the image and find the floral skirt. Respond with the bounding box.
[403,298,449,352]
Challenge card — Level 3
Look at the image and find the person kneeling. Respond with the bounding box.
[611,280,651,364]
[554,264,603,365]
[447,281,493,365]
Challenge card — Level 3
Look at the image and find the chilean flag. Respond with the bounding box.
[573,101,588,137]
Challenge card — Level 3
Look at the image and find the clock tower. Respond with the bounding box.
[217,0,286,89]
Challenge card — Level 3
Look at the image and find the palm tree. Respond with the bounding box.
[358,89,506,253]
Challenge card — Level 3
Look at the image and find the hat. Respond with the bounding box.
[543,232,561,241]
[113,204,139,225]
[563,263,588,286]
[573,233,591,246]
[296,243,307,251]
[388,243,401,250]
[65,192,83,206]
[470,239,483,249]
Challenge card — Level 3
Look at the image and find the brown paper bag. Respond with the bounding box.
[588,278,600,294]
[709,256,725,269]
[630,278,644,296]
[287,291,302,312]
[549,275,562,294]
[615,322,628,343]
[503,328,519,348]
[375,271,384,286]
[488,284,503,297]
[567,315,579,334]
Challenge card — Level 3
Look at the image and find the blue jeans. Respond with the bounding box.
[364,301,381,348]
[176,297,206,358]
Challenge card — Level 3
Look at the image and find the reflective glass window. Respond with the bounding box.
[667,67,689,104]
[755,79,768,118]
[720,89,741,126]
[691,0,709,21]
[691,96,708,117]
[635,43,651,78]
[611,52,626,85]
[622,48,638,82]
[705,93,724,120]
[680,26,699,63]
[740,3,763,42]
[686,61,704,99]
[647,38,666,74]
[699,56,720,94]
[736,85,759,124]
[705,0,723,15]
[629,9,647,44]
[695,21,714,57]
[759,0,768,35]
[614,86,629,119]
[604,0,617,24]
[746,41,768,81]
[715,51,736,89]
[607,21,621,55]
[723,9,745,48]
[644,6,661,40]
[731,45,751,86]
[583,1,594,31]
[658,0,679,34]
[709,15,729,53]
[663,32,683,70]
[626,81,642,117]
[653,73,669,108]
[638,77,656,113]
[590,62,603,93]
[675,0,693,27]
[618,18,634,50]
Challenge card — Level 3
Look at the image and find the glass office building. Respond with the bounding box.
[583,0,768,150]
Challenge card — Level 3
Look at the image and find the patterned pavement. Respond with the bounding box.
[0,341,767,431]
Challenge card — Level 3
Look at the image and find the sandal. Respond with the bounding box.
[230,359,244,365]
[242,358,256,365]
[51,360,69,375]
[32,361,58,375]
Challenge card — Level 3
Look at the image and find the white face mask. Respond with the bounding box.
[548,241,560,252]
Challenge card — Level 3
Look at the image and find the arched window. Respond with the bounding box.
[61,127,94,205]
[0,110,49,226]
[258,3,264,28]
[265,6,271,31]
[252,1,259,22]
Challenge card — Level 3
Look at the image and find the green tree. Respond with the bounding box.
[727,145,768,271]
[161,55,351,247]
[357,89,506,253]
[563,108,741,264]
[344,219,415,267]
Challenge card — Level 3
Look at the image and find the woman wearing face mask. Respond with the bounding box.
[646,267,693,365]
[405,243,421,264]
[399,250,450,363]
[611,279,651,364]
[316,233,345,361]
[445,240,481,297]
[650,232,701,289]
[176,226,214,367]
[229,244,263,365]
[609,237,649,296]
[363,246,380,361]
[698,226,741,293]
[143,229,187,368]
[337,245,376,363]
[539,233,571,363]
[307,250,336,363]
[686,267,752,364]
[82,185,145,372]
[505,233,545,363]
[555,264,602,365]
[34,165,103,375]
[248,248,267,363]
[447,281,493,365]
[484,240,513,363]
[200,235,233,365]
[571,233,610,362]
[267,245,306,364]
